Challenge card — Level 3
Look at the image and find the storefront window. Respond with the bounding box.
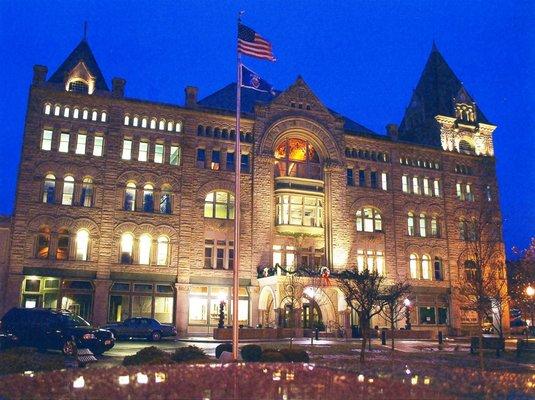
[419,307,436,324]
[188,286,249,327]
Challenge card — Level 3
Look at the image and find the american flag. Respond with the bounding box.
[238,23,275,61]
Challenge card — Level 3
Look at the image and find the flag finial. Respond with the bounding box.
[238,11,244,23]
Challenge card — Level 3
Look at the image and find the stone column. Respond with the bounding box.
[175,284,190,337]
[92,279,111,326]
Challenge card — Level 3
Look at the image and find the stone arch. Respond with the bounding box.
[71,218,100,238]
[349,196,389,215]
[196,179,235,202]
[302,286,337,325]
[258,117,343,161]
[27,215,57,232]
[258,286,278,310]
[154,224,178,241]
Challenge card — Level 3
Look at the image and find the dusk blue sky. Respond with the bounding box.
[0,1,533,256]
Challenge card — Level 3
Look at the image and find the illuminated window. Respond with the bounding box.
[73,108,79,119]
[402,175,409,193]
[407,212,415,236]
[150,119,156,129]
[357,249,385,275]
[376,251,385,275]
[133,116,139,127]
[204,191,235,219]
[356,207,382,232]
[82,109,88,120]
[154,144,164,163]
[274,138,322,180]
[80,177,94,207]
[167,121,173,131]
[120,233,134,264]
[466,184,474,201]
[170,146,181,165]
[139,234,152,265]
[431,217,439,237]
[156,236,169,266]
[159,120,165,130]
[419,214,427,237]
[412,176,420,194]
[75,133,86,155]
[62,176,75,205]
[93,136,104,156]
[142,184,154,212]
[91,110,97,121]
[456,183,463,200]
[41,129,53,151]
[54,105,61,116]
[56,229,70,260]
[68,80,88,93]
[63,106,70,118]
[42,174,56,203]
[381,172,388,191]
[276,195,323,227]
[211,150,220,170]
[75,229,90,261]
[159,186,172,214]
[124,182,136,211]
[423,178,430,195]
[124,115,130,125]
[175,122,182,132]
[356,250,365,272]
[59,132,70,153]
[141,117,147,128]
[138,142,148,162]
[122,139,132,160]
[44,104,51,115]
[409,254,418,279]
[36,226,51,258]
[101,112,107,122]
[433,179,440,197]
[422,255,430,280]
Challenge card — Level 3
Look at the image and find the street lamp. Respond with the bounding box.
[526,285,534,339]
[404,298,412,330]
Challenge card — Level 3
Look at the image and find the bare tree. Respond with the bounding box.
[456,203,508,370]
[381,281,412,350]
[508,238,535,322]
[333,268,387,362]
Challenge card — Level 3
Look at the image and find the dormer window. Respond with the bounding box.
[68,80,89,94]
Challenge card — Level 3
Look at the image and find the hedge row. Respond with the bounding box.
[217,343,310,362]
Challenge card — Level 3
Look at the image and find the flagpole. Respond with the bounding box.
[232,17,243,362]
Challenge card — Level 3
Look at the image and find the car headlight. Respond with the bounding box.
[82,333,96,340]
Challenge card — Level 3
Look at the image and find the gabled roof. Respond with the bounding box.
[398,44,489,147]
[48,39,109,91]
[197,82,376,135]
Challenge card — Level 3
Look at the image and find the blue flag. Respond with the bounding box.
[241,65,276,95]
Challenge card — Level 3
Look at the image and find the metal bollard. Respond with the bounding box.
[381,329,386,345]
[438,331,443,345]
[315,328,319,341]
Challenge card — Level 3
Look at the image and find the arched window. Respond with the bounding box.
[44,103,51,115]
[430,217,439,237]
[150,118,156,130]
[62,176,75,205]
[73,108,79,119]
[142,184,154,212]
[419,213,427,237]
[141,117,147,128]
[63,106,70,118]
[204,191,235,219]
[159,185,172,214]
[407,212,415,236]
[91,110,97,121]
[101,111,107,122]
[68,80,89,94]
[158,119,165,130]
[175,121,182,132]
[36,226,51,259]
[274,138,322,180]
[421,255,431,280]
[54,105,61,116]
[464,260,477,281]
[75,229,90,261]
[56,228,70,260]
[356,207,382,232]
[82,109,89,120]
[124,182,136,211]
[132,116,139,127]
[139,234,152,265]
[409,254,418,279]
[156,236,169,266]
[124,115,130,125]
[80,177,94,207]
[43,174,56,204]
[167,121,173,131]
[120,233,134,264]
[434,257,443,280]
[459,140,474,154]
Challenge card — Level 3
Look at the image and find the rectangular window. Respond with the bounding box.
[138,142,148,162]
[358,169,366,187]
[456,183,463,200]
[434,258,443,280]
[59,133,70,153]
[381,172,388,191]
[241,154,250,173]
[154,144,164,163]
[433,179,440,197]
[170,146,180,165]
[93,136,104,156]
[122,139,132,160]
[346,168,354,186]
[75,134,86,155]
[438,307,448,325]
[41,129,53,151]
[228,245,234,270]
[370,171,378,189]
[419,216,427,237]
[412,176,420,194]
[376,251,385,275]
[196,148,206,168]
[419,307,436,324]
[423,178,430,195]
[466,184,473,201]
[356,250,365,272]
[216,247,225,269]
[226,152,235,171]
[211,150,221,170]
[204,240,213,269]
[402,175,409,193]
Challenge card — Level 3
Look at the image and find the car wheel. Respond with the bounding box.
[150,331,162,342]
[62,339,77,356]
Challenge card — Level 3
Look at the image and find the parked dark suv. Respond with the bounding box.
[0,308,115,355]
[104,317,177,341]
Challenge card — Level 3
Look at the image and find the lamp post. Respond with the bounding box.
[404,298,412,330]
[526,285,534,339]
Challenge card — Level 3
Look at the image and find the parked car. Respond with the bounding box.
[104,317,177,341]
[0,308,115,355]
[510,320,534,335]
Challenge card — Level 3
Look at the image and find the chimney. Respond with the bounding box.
[32,65,48,85]
[112,77,126,98]
[185,86,198,108]
[386,123,398,140]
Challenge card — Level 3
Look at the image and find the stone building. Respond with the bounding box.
[1,38,506,336]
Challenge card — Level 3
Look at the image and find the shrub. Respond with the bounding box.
[279,348,310,362]
[241,344,262,362]
[172,346,207,363]
[123,346,172,366]
[260,350,285,362]
[216,342,232,359]
[0,347,64,375]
